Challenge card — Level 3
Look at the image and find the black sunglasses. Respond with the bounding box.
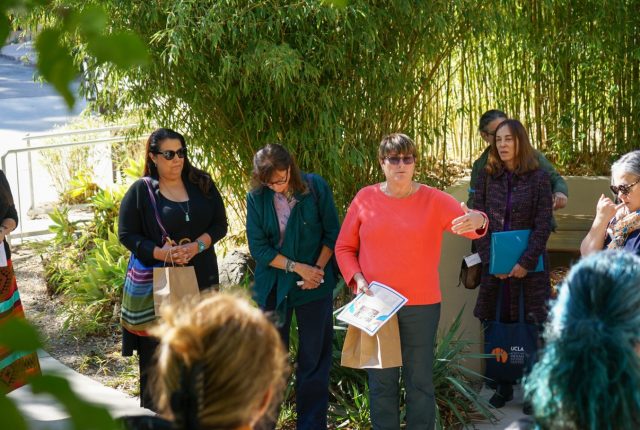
[384,155,415,166]
[610,178,640,196]
[153,147,187,160]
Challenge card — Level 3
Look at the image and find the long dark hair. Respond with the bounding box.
[250,144,307,194]
[143,128,213,195]
[485,119,539,176]
[0,171,14,207]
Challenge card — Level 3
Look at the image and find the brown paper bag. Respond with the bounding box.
[341,314,402,369]
[153,266,200,315]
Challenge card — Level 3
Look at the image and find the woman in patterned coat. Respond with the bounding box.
[473,119,553,411]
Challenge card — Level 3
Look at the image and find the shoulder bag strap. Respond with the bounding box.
[142,177,170,243]
[304,173,318,204]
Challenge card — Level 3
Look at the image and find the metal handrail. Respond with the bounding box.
[21,124,141,214]
[3,136,142,163]
[2,128,145,243]
[22,124,138,140]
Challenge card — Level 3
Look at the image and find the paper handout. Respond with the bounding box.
[337,281,408,335]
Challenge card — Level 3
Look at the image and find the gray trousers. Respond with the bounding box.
[367,303,441,430]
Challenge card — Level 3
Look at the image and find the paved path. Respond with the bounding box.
[0,42,85,146]
[0,42,87,241]
[8,351,153,430]
[475,385,527,429]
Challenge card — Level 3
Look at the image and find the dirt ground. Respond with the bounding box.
[13,243,139,397]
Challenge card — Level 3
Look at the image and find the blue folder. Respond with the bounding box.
[489,229,544,275]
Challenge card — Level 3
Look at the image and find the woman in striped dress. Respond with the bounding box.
[0,169,41,393]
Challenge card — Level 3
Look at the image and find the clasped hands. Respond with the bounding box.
[296,263,324,290]
[161,240,197,265]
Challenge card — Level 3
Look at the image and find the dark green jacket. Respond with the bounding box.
[467,147,569,209]
[246,173,340,314]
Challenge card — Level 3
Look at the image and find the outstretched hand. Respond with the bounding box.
[451,202,485,235]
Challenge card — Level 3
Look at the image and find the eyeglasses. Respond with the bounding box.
[384,155,415,166]
[610,178,640,196]
[263,169,289,187]
[153,148,187,160]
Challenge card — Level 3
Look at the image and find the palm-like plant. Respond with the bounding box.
[433,308,496,429]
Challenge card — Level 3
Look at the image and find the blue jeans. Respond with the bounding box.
[367,303,441,430]
[264,292,333,430]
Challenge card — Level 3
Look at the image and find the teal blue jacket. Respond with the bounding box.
[246,173,340,313]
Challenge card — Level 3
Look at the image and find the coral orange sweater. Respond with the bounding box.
[335,184,486,305]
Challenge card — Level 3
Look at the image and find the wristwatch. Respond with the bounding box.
[197,239,206,253]
[285,259,297,273]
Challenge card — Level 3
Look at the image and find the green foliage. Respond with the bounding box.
[6,2,149,108]
[40,1,485,223]
[30,375,119,430]
[90,186,126,239]
[0,317,43,351]
[0,319,120,430]
[41,164,134,336]
[0,394,28,430]
[48,207,82,246]
[62,169,100,204]
[433,308,495,428]
[328,325,371,428]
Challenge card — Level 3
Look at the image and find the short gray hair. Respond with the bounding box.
[611,150,640,178]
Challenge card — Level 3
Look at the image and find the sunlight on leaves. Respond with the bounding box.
[35,27,76,108]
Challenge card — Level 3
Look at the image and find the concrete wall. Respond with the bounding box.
[437,176,611,374]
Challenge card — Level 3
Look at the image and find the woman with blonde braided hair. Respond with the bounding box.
[122,292,289,430]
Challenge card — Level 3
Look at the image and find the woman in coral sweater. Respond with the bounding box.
[335,133,487,430]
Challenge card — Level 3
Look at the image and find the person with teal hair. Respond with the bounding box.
[508,250,640,429]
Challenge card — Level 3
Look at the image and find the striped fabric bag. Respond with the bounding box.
[0,261,42,393]
[120,256,162,335]
[121,177,169,335]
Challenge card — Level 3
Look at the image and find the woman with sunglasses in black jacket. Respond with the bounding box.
[581,150,640,257]
[118,128,228,410]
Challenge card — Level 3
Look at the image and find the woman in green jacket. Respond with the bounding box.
[246,143,340,430]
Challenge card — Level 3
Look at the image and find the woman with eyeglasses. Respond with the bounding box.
[246,143,340,429]
[118,128,228,410]
[335,133,487,430]
[473,119,553,412]
[581,149,640,256]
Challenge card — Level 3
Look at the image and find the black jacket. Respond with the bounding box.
[118,175,228,289]
[0,170,18,260]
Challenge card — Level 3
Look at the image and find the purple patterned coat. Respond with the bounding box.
[473,168,553,323]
